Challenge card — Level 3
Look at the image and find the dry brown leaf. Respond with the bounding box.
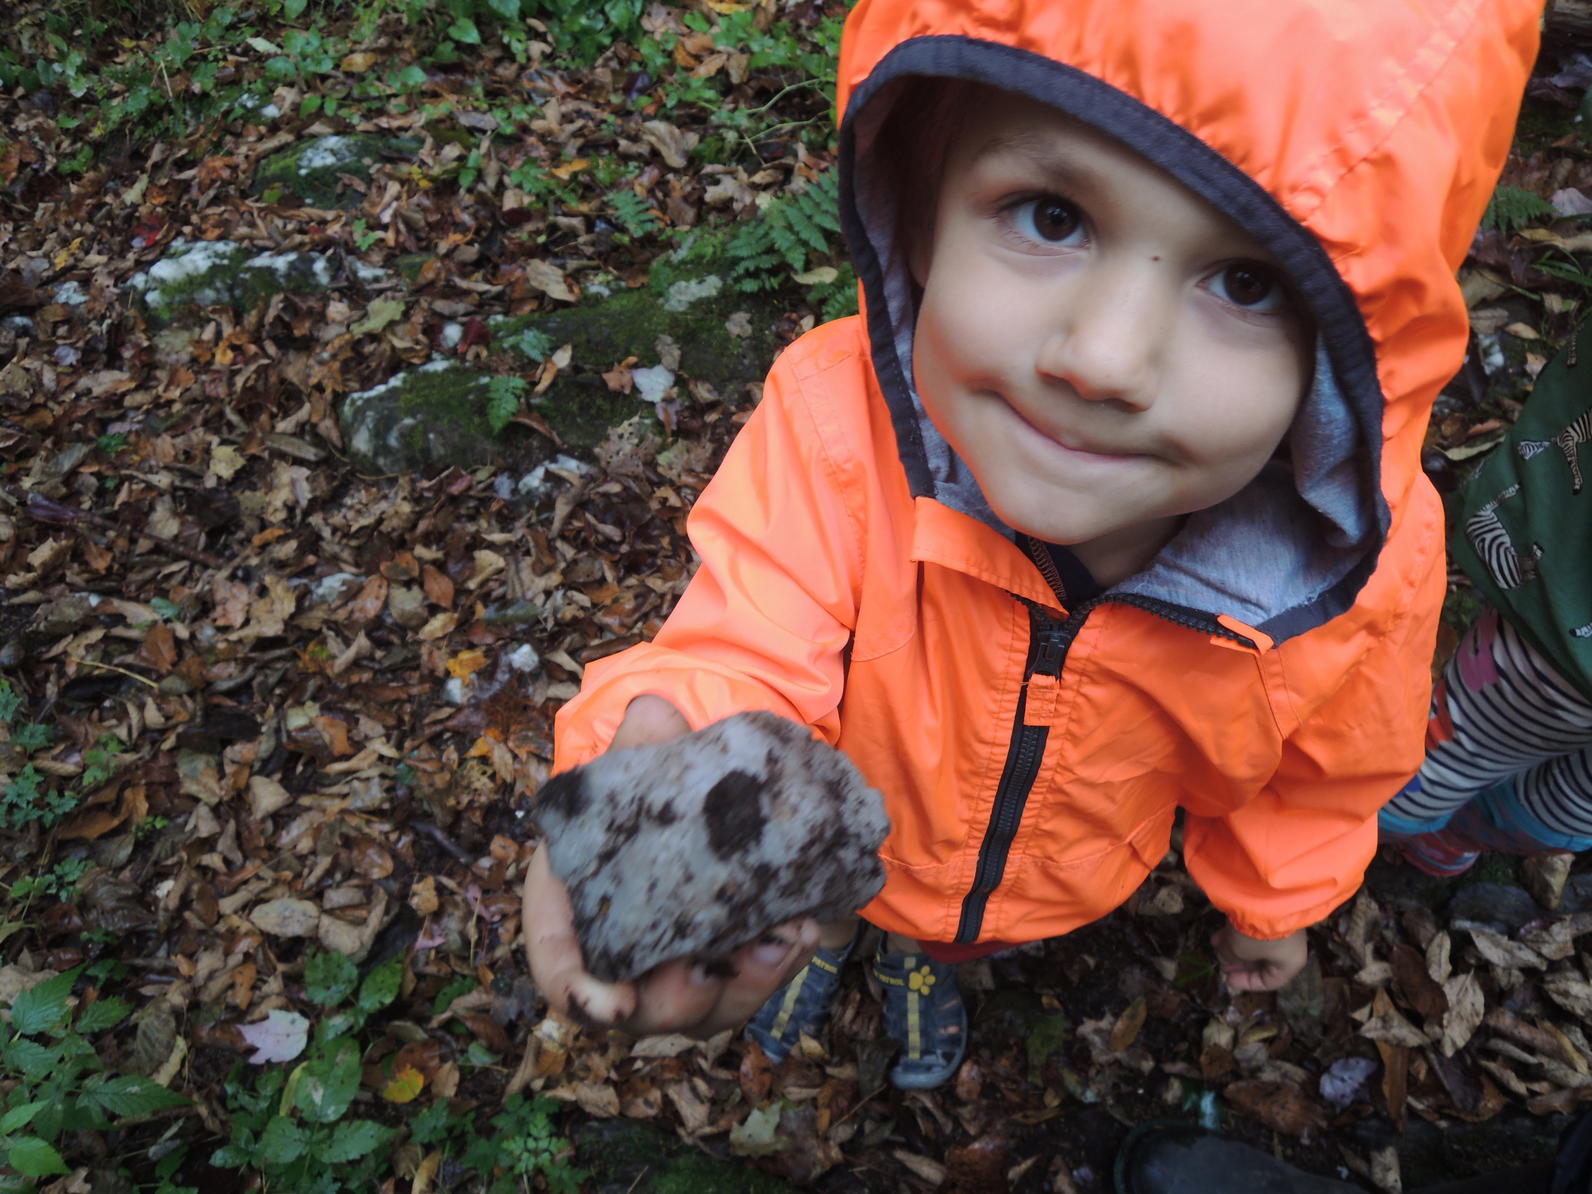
[1358,989,1427,1048]
[249,898,321,938]
[1222,1079,1327,1136]
[1465,926,1547,970]
[1438,973,1485,1056]
[524,259,576,302]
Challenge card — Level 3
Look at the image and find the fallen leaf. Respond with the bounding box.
[238,1009,310,1064]
[249,898,321,938]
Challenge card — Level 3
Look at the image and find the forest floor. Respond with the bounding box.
[6,3,1592,1192]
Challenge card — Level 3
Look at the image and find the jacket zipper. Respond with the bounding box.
[954,602,1081,943]
[952,591,1256,943]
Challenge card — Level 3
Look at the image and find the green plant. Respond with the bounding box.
[10,859,91,904]
[464,1094,586,1194]
[725,166,843,293]
[1483,184,1558,236]
[608,187,661,240]
[351,217,382,252]
[0,965,188,1186]
[486,375,528,435]
[212,951,403,1194]
[524,0,645,65]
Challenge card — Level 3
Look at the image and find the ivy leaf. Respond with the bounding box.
[8,1136,69,1178]
[447,17,482,44]
[317,1118,393,1163]
[9,966,82,1035]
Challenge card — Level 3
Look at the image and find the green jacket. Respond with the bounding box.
[1450,321,1592,700]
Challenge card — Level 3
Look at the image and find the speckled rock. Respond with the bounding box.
[532,711,891,983]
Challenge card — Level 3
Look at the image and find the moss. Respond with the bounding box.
[129,240,351,328]
[487,265,783,450]
[250,133,423,209]
[339,362,522,475]
[395,253,433,283]
[571,1120,799,1194]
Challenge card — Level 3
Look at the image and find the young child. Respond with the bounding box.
[1380,319,1592,877]
[522,0,1538,1090]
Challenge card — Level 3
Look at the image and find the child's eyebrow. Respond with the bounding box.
[968,130,1092,190]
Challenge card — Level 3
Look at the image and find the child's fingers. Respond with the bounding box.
[611,694,691,750]
[522,847,638,1026]
[706,918,823,1033]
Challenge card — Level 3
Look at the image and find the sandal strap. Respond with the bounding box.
[872,949,963,1062]
[763,939,852,1041]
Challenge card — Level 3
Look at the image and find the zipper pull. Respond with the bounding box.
[1023,619,1070,725]
[1032,620,1070,677]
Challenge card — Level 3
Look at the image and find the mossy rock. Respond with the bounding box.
[572,1120,800,1194]
[251,133,423,209]
[489,267,784,453]
[340,362,532,476]
[128,239,377,328]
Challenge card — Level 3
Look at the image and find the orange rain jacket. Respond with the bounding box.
[554,0,1540,944]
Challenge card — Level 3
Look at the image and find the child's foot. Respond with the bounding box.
[871,943,967,1090]
[744,936,854,1064]
[1390,831,1480,878]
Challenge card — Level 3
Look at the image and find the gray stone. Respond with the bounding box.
[532,711,890,983]
[340,361,504,476]
[250,133,423,209]
[128,238,383,328]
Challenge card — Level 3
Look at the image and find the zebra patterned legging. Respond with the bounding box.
[1380,608,1592,852]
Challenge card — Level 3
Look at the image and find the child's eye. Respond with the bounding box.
[1209,263,1288,313]
[1011,195,1084,244]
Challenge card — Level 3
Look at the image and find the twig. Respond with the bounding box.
[24,493,229,569]
[71,658,159,689]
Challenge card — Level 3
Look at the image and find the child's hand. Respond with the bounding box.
[1210,922,1308,992]
[521,695,823,1037]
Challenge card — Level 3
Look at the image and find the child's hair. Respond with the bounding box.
[868,76,978,282]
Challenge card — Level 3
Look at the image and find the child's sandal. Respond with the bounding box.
[744,936,855,1065]
[871,944,967,1090]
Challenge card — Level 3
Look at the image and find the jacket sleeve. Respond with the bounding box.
[552,350,865,771]
[1180,563,1442,940]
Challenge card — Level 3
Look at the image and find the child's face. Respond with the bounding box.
[910,91,1312,586]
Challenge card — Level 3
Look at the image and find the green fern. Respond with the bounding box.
[729,167,843,292]
[486,376,528,436]
[608,189,661,240]
[1482,184,1558,236]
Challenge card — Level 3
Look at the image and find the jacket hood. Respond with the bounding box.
[836,0,1538,641]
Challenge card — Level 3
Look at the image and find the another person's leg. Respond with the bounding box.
[1381,611,1592,875]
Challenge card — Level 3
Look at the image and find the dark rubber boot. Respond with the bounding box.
[1116,1124,1558,1194]
[1116,1124,1363,1193]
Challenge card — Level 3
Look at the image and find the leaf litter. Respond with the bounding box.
[4,4,1592,1192]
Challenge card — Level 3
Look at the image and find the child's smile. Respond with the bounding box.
[910,90,1313,587]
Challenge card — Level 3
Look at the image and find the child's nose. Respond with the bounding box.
[1035,270,1163,409]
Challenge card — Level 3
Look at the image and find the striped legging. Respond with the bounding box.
[1380,608,1592,853]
